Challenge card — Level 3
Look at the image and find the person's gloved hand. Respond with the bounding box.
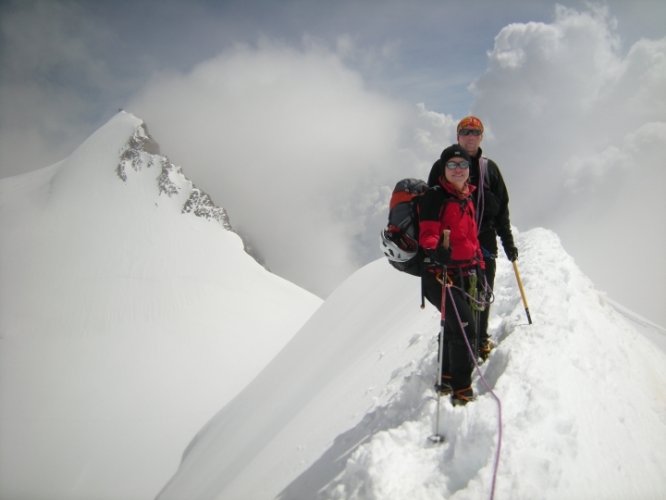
[504,245,519,262]
[426,246,451,266]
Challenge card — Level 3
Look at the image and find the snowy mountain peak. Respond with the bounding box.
[42,111,233,232]
[0,112,322,500]
[115,115,233,230]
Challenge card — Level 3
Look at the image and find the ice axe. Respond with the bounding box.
[512,260,532,325]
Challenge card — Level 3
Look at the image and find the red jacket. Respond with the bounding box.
[419,182,484,269]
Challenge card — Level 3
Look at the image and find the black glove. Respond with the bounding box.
[425,246,451,266]
[504,245,518,262]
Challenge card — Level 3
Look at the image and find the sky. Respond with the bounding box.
[158,227,666,500]
[1,0,665,324]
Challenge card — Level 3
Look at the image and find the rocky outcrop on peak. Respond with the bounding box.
[182,186,232,229]
[117,123,233,230]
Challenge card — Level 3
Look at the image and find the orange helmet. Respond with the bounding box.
[457,116,484,134]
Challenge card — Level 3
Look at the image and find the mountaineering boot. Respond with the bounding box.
[435,373,453,395]
[451,386,475,406]
[479,338,496,362]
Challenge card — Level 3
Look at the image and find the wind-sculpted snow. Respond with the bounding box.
[159,228,666,500]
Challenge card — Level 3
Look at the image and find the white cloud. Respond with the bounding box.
[469,5,666,323]
[0,1,118,175]
[2,1,663,323]
[127,41,438,296]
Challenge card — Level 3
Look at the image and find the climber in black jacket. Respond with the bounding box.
[427,116,518,361]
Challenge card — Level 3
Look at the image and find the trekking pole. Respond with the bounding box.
[512,260,532,325]
[420,270,426,309]
[429,230,450,444]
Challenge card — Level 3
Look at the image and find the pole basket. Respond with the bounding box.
[428,434,445,444]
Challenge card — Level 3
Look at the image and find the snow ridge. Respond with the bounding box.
[158,228,666,500]
[310,228,666,500]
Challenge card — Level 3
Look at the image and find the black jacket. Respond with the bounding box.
[427,147,514,257]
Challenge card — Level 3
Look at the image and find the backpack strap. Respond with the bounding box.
[475,157,489,229]
[479,157,489,184]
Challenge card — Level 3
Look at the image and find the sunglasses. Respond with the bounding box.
[458,129,482,137]
[445,160,470,170]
